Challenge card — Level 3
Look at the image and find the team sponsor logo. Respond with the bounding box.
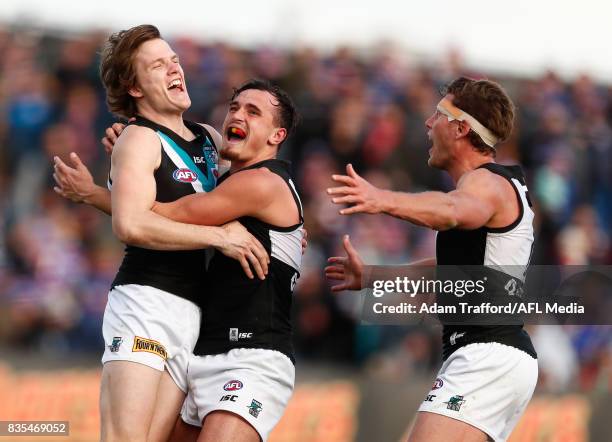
[424,394,436,402]
[223,380,244,391]
[132,336,168,360]
[229,328,253,342]
[220,394,238,402]
[193,156,207,164]
[173,168,198,183]
[109,337,123,353]
[432,378,443,390]
[247,399,263,418]
[444,395,466,411]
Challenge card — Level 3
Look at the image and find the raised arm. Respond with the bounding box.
[328,164,501,231]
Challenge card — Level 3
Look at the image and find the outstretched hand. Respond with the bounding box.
[327,164,387,215]
[324,235,364,292]
[53,152,97,203]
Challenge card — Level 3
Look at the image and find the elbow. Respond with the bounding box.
[432,202,459,231]
[112,217,144,245]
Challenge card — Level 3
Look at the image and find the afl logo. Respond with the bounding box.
[173,168,198,183]
[432,378,443,390]
[223,380,243,391]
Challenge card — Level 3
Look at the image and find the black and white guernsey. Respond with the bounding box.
[194,159,304,363]
[436,163,537,360]
[109,116,219,303]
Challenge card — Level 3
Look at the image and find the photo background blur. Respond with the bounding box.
[0,1,610,440]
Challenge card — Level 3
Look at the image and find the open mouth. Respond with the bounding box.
[226,126,247,142]
[167,78,185,92]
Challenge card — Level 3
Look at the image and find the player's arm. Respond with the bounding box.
[152,168,276,226]
[53,121,128,214]
[53,153,112,215]
[110,127,269,278]
[111,125,222,249]
[328,164,499,231]
[325,235,436,292]
[54,122,225,215]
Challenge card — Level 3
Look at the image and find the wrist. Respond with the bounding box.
[378,189,394,214]
[209,226,226,250]
[83,185,103,205]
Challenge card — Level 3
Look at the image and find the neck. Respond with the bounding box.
[229,151,277,173]
[446,147,494,184]
[137,106,189,138]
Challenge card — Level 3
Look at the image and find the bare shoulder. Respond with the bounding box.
[111,124,161,171]
[457,167,514,202]
[221,167,281,196]
[458,167,505,190]
[115,124,159,149]
[234,167,280,186]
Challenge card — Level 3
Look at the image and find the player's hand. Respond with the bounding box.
[53,152,98,203]
[324,235,364,292]
[327,164,386,215]
[300,228,308,255]
[219,220,270,280]
[101,121,129,154]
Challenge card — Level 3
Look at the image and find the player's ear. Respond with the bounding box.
[456,121,470,139]
[269,127,287,147]
[128,85,144,98]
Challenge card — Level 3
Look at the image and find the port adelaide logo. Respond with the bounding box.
[173,168,198,183]
[247,399,263,418]
[109,337,123,353]
[444,395,466,411]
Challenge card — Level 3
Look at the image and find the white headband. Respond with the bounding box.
[437,98,499,148]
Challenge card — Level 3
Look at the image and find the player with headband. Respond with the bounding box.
[326,77,538,442]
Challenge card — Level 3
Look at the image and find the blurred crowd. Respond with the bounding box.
[0,26,610,394]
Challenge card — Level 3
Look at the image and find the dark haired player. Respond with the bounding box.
[149,80,303,442]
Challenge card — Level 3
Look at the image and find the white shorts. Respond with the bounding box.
[418,342,538,442]
[181,348,295,442]
[101,284,201,392]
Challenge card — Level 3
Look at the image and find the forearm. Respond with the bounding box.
[113,210,224,251]
[380,190,457,230]
[153,194,219,225]
[84,185,112,216]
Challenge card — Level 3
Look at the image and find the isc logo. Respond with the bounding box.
[173,168,198,183]
[229,328,253,342]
